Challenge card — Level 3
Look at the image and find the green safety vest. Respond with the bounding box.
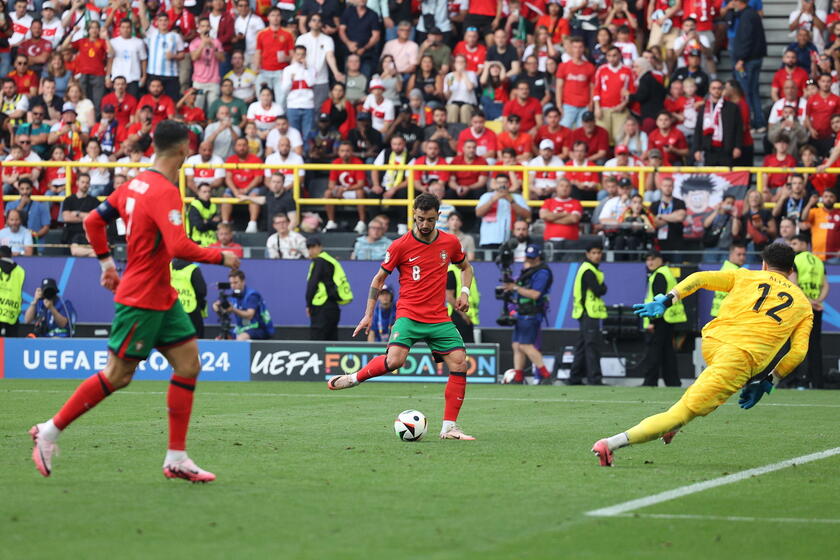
[446,264,480,325]
[186,199,218,247]
[572,261,607,319]
[308,251,354,306]
[0,264,24,324]
[170,263,204,315]
[644,265,687,328]
[710,260,741,317]
[795,251,825,300]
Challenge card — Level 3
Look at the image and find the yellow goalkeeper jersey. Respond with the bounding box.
[673,268,814,376]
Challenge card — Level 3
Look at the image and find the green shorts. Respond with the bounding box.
[108,299,197,361]
[388,317,465,362]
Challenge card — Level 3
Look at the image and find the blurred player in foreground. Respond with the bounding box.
[327,193,477,440]
[592,244,813,466]
[28,121,240,482]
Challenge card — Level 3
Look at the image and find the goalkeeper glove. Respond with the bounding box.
[632,294,669,318]
[738,379,773,409]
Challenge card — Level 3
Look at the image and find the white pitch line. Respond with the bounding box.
[613,512,840,524]
[586,446,840,518]
[4,388,840,408]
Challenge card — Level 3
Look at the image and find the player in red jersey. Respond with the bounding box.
[327,193,477,440]
[28,121,240,482]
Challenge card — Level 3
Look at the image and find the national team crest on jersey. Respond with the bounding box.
[168,210,182,226]
[440,250,447,264]
[384,251,391,264]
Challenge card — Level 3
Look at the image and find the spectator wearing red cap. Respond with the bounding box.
[604,144,642,188]
[362,78,395,134]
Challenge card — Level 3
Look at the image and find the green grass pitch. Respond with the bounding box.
[2,380,839,559]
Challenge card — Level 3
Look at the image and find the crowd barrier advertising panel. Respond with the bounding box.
[249,341,498,383]
[0,339,250,381]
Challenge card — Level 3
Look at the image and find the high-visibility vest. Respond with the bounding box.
[644,265,687,328]
[446,264,480,325]
[572,261,607,319]
[0,264,24,324]
[710,260,742,317]
[795,251,825,301]
[308,251,354,306]
[170,263,201,314]
[186,199,218,247]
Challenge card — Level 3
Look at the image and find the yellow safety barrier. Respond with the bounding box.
[2,160,837,227]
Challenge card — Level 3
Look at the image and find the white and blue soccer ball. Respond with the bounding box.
[394,410,428,441]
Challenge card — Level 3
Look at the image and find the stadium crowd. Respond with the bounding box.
[0,0,838,262]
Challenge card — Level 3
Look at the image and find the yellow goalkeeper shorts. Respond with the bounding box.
[677,338,756,416]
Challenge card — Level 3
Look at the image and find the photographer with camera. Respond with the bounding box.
[24,278,76,337]
[212,269,274,340]
[502,244,554,384]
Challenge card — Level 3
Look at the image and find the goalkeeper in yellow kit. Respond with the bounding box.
[592,244,813,467]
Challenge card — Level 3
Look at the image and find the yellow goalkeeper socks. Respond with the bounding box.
[625,401,695,445]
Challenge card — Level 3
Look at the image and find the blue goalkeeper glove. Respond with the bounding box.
[738,379,773,409]
[632,294,668,318]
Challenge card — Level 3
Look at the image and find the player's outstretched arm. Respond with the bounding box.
[671,270,736,301]
[774,314,815,379]
[353,268,389,338]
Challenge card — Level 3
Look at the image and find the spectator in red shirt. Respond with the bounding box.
[771,49,810,102]
[254,8,293,104]
[565,141,602,200]
[539,178,583,241]
[457,112,498,160]
[7,54,38,97]
[448,139,488,199]
[535,107,571,160]
[136,78,176,124]
[17,20,52,74]
[167,0,197,43]
[497,114,534,162]
[762,134,798,199]
[101,76,137,127]
[65,20,108,111]
[555,37,595,128]
[502,81,543,136]
[413,140,451,192]
[325,140,367,230]
[647,111,689,165]
[223,137,265,230]
[806,73,840,155]
[452,27,487,73]
[593,46,634,144]
[570,111,609,163]
[209,223,244,257]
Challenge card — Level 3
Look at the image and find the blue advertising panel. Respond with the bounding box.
[1,338,250,381]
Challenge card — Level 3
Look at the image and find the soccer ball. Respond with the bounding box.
[394,410,428,441]
[501,368,518,384]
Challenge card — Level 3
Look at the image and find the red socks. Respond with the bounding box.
[167,375,196,451]
[443,373,467,422]
[514,369,525,383]
[53,372,114,430]
[356,355,391,383]
[538,365,551,379]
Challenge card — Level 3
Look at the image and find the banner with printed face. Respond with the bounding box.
[672,171,751,241]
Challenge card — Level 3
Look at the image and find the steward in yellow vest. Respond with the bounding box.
[568,243,607,385]
[640,251,686,387]
[306,238,354,341]
[170,259,208,338]
[0,246,24,336]
[790,235,828,389]
[185,185,219,247]
[710,243,747,317]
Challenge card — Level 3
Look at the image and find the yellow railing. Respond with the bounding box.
[2,161,836,227]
